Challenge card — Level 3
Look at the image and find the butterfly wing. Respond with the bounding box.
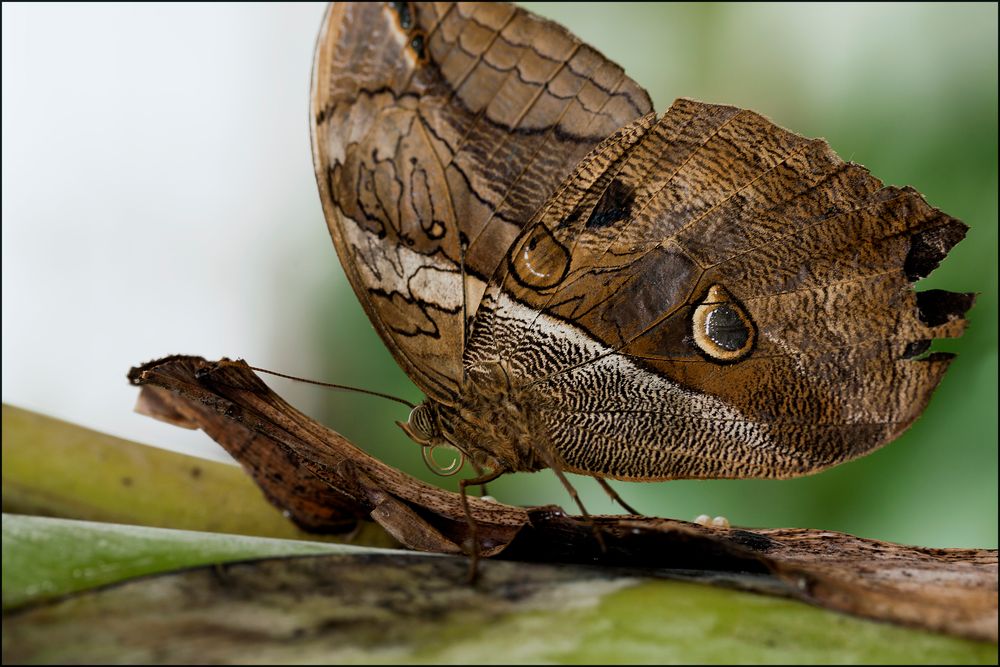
[311,2,652,402]
[466,98,971,480]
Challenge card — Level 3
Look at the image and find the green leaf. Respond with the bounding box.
[0,404,392,547]
[1,513,386,610]
[3,515,995,664]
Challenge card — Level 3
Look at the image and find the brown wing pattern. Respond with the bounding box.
[467,98,971,480]
[311,2,652,401]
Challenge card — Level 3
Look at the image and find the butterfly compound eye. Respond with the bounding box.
[509,225,570,290]
[691,284,756,363]
[406,403,438,443]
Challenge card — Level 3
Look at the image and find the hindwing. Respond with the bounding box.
[466,98,971,480]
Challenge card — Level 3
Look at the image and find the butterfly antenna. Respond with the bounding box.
[245,365,416,409]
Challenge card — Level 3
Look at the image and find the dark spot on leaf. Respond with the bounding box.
[121,476,133,487]
[915,290,975,327]
[190,466,202,479]
[586,178,634,229]
[905,221,967,281]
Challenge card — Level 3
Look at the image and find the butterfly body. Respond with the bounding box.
[312,2,971,491]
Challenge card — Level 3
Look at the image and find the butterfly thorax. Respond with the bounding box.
[427,364,546,475]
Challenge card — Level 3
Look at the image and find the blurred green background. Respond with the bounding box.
[307,3,997,549]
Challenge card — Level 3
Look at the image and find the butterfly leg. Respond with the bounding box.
[459,468,504,584]
[595,477,641,515]
[545,463,607,553]
[525,435,609,551]
[470,461,492,497]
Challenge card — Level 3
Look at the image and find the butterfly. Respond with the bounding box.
[309,2,972,525]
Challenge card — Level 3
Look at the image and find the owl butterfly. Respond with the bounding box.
[311,3,972,539]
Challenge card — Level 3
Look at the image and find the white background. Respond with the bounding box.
[4,3,333,460]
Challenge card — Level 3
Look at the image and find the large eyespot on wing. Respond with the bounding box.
[508,224,570,290]
[310,2,652,402]
[690,284,756,364]
[468,97,971,482]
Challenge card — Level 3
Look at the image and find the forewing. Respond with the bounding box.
[467,98,971,479]
[311,2,652,401]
